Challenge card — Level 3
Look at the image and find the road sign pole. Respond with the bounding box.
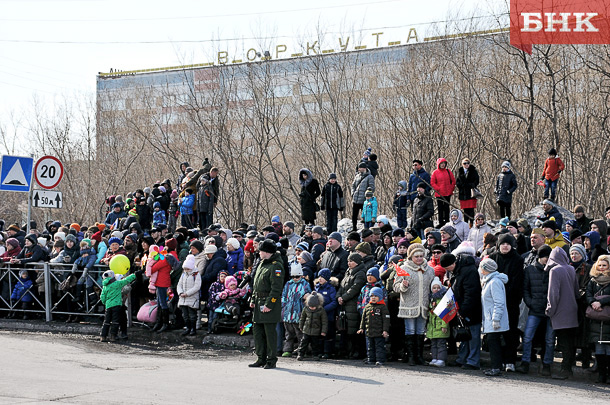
[26,186,32,234]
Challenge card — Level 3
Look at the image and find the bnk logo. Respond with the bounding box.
[510,0,610,54]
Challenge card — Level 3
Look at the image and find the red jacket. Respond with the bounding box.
[542,157,565,181]
[151,258,172,288]
[431,158,456,197]
[428,257,446,280]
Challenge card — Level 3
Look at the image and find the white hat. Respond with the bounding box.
[290,262,303,277]
[227,238,240,250]
[54,232,66,241]
[204,245,218,255]
[430,276,443,292]
[111,230,123,239]
[183,254,196,270]
[37,237,47,246]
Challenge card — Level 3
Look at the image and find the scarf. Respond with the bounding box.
[593,273,610,287]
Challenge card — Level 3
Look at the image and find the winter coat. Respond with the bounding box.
[73,249,97,270]
[481,271,510,334]
[0,245,21,262]
[207,276,226,311]
[523,261,550,317]
[450,210,470,244]
[407,168,431,203]
[411,193,434,230]
[152,210,166,227]
[11,277,34,303]
[310,238,327,264]
[177,268,202,309]
[95,242,108,265]
[299,168,321,222]
[586,277,610,345]
[337,263,367,333]
[196,176,216,213]
[16,244,46,264]
[394,259,435,319]
[357,281,387,314]
[321,181,345,211]
[455,164,480,201]
[150,257,172,288]
[427,288,451,339]
[351,169,375,205]
[179,194,195,215]
[136,204,153,230]
[299,306,328,336]
[394,181,410,212]
[468,222,492,253]
[281,278,311,323]
[315,280,338,320]
[252,252,284,324]
[201,250,228,301]
[361,197,378,223]
[489,248,524,309]
[430,158,456,197]
[226,247,244,275]
[105,209,127,228]
[546,232,567,250]
[495,170,517,204]
[359,301,390,338]
[101,274,136,309]
[538,206,564,231]
[450,255,482,326]
[319,247,349,281]
[545,248,579,330]
[542,156,565,181]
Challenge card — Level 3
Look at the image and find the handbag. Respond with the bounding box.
[585,290,610,322]
[452,316,472,342]
[314,202,321,212]
[137,300,159,323]
[336,308,348,332]
[59,275,77,292]
[471,188,483,199]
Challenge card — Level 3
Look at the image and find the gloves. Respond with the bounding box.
[493,320,500,330]
[134,269,144,277]
[81,269,88,279]
[71,264,78,274]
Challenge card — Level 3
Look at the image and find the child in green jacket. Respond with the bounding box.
[100,270,137,342]
[427,277,450,367]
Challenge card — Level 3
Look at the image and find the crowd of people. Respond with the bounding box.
[0,149,609,383]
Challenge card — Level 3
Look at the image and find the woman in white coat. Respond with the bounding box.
[177,254,202,336]
[479,258,509,377]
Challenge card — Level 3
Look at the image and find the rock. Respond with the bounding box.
[520,203,575,229]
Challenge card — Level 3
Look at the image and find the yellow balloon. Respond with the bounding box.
[109,254,130,275]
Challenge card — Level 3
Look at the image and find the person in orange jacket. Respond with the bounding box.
[431,158,456,227]
[541,148,565,201]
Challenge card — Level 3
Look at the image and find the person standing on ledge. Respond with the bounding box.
[541,148,565,202]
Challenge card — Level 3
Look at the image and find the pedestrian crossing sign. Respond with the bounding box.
[0,155,34,192]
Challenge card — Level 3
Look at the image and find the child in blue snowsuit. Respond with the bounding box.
[10,270,34,319]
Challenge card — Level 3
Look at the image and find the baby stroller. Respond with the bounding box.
[210,276,253,334]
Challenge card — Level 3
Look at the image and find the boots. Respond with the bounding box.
[101,323,110,342]
[596,354,608,384]
[181,320,191,336]
[72,284,84,303]
[157,309,170,333]
[405,335,416,366]
[415,335,426,365]
[189,320,197,336]
[152,309,163,331]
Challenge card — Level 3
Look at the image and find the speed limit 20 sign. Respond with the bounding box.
[34,156,64,189]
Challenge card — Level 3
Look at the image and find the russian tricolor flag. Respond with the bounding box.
[433,287,458,323]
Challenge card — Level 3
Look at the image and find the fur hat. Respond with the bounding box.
[306,291,321,307]
[258,239,277,254]
[370,287,384,300]
[479,258,498,273]
[407,243,426,260]
[366,266,380,281]
[497,233,516,248]
[182,254,196,270]
[290,262,304,277]
[355,242,372,255]
[451,241,476,257]
[318,268,331,281]
[224,276,237,288]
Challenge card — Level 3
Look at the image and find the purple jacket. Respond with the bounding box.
[545,248,579,330]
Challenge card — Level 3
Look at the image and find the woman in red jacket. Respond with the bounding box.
[431,158,456,227]
[150,251,172,333]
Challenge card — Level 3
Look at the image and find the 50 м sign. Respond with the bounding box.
[511,0,610,53]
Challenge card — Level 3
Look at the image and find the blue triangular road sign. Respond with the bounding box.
[0,155,33,192]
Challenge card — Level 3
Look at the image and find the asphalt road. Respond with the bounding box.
[0,331,608,404]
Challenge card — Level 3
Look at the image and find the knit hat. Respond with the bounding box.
[541,220,558,231]
[108,237,122,246]
[569,244,586,261]
[392,228,405,237]
[501,161,511,169]
[128,208,138,217]
[312,226,324,236]
[517,218,530,229]
[295,242,309,252]
[258,239,277,254]
[370,287,384,300]
[318,268,331,281]
[542,199,555,207]
[306,291,321,307]
[358,162,368,169]
[244,240,255,253]
[163,238,176,251]
[508,220,519,229]
[81,238,92,247]
[65,234,77,244]
[440,253,456,268]
[397,238,409,249]
[407,243,426,260]
[54,231,66,241]
[474,213,485,221]
[91,231,102,243]
[183,254,196,270]
[204,244,218,254]
[497,233,516,248]
[224,276,237,288]
[499,217,509,227]
[389,255,403,265]
[538,244,553,259]
[361,229,373,239]
[143,187,151,194]
[125,233,138,244]
[479,258,498,273]
[6,238,19,249]
[170,190,178,199]
[348,253,363,264]
[227,238,240,250]
[305,224,313,231]
[329,173,337,180]
[565,219,579,229]
[102,270,115,280]
[190,240,204,253]
[584,231,601,247]
[328,232,342,243]
[153,201,161,209]
[347,231,361,242]
[37,237,47,246]
[271,215,280,223]
[431,277,443,291]
[299,251,313,262]
[111,230,123,239]
[366,266,380,281]
[569,229,583,242]
[365,188,374,198]
[158,186,166,193]
[440,224,456,238]
[284,221,295,230]
[417,182,427,190]
[290,262,304,277]
[265,232,279,244]
[355,242,372,255]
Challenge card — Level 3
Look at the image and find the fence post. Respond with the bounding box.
[44,263,52,322]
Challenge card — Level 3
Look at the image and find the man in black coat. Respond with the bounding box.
[319,233,349,281]
[411,183,434,239]
[442,253,482,369]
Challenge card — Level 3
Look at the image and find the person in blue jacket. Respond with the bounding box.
[10,270,34,319]
[179,188,196,228]
[407,160,431,206]
[105,202,127,228]
[315,268,338,359]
